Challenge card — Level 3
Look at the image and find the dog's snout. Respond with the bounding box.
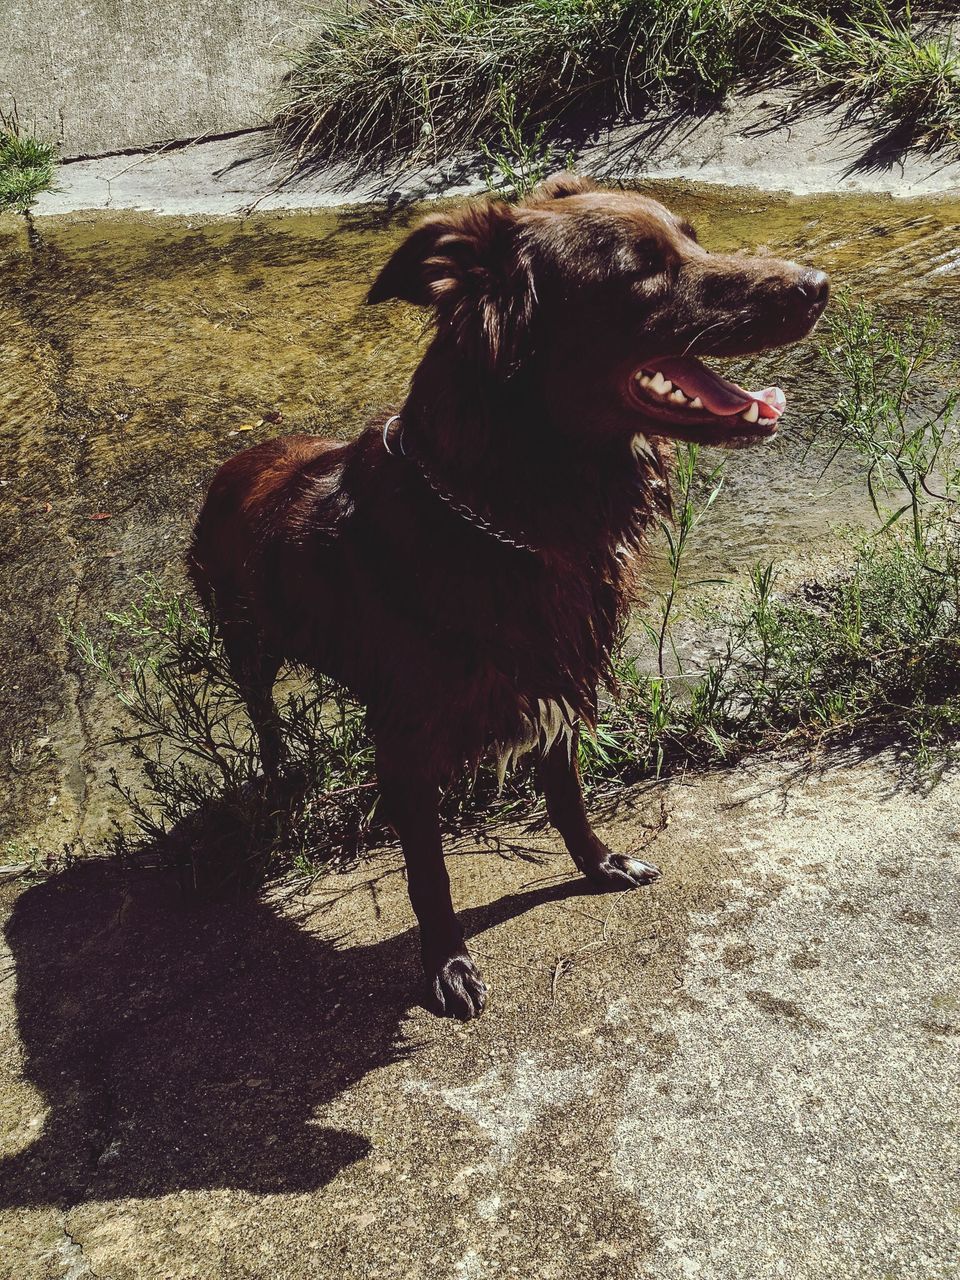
[795,268,830,310]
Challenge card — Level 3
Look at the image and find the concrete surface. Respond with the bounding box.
[1,750,958,1278]
[0,0,310,157]
[31,88,960,219]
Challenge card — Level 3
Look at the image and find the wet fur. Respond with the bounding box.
[189,173,827,1018]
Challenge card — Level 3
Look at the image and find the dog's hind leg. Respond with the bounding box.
[376,746,487,1019]
[540,727,660,890]
[220,623,287,780]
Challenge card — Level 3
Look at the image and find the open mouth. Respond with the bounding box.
[627,356,785,440]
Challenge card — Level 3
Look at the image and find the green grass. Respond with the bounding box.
[591,521,960,782]
[790,6,960,148]
[479,83,574,199]
[67,297,960,882]
[0,116,56,214]
[68,584,381,884]
[275,0,958,164]
[68,580,537,886]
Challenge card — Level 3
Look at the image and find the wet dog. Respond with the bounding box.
[188,174,828,1017]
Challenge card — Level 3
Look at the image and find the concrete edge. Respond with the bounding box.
[26,90,960,220]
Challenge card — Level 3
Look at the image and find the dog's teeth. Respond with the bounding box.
[637,373,652,387]
[668,388,687,404]
[690,396,704,410]
[649,372,672,395]
[742,402,760,424]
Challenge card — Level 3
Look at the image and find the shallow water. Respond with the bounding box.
[2,180,960,842]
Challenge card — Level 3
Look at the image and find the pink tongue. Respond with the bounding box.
[657,358,785,421]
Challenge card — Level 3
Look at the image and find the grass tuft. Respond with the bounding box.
[594,521,960,783]
[275,0,957,163]
[789,5,960,147]
[0,114,56,214]
[479,83,574,199]
[67,584,380,886]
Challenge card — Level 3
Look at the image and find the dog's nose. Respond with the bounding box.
[795,268,830,310]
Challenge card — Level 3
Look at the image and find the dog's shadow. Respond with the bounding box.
[0,823,579,1210]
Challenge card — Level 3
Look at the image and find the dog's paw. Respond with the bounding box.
[583,849,660,891]
[427,952,488,1020]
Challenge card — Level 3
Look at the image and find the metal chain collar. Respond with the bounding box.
[382,415,540,555]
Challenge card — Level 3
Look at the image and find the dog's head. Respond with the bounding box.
[368,173,829,448]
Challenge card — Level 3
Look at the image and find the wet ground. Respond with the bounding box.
[4,181,960,849]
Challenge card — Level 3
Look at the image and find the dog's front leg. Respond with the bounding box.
[541,728,660,890]
[376,749,487,1019]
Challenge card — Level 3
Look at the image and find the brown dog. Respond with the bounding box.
[188,174,828,1017]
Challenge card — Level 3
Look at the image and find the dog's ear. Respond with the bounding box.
[367,200,534,375]
[526,172,597,203]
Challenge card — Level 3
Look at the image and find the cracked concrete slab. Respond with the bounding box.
[1,751,957,1278]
